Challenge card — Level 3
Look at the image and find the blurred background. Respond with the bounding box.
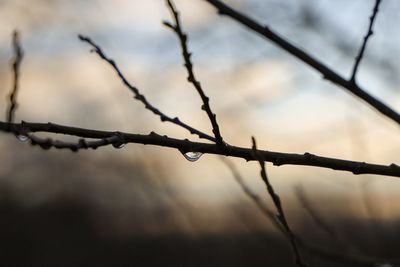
[0,0,399,266]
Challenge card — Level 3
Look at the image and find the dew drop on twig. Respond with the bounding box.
[16,134,29,142]
[112,142,125,149]
[182,151,203,162]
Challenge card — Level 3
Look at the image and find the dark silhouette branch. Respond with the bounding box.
[203,0,400,126]
[351,0,382,82]
[164,0,225,145]
[2,3,400,265]
[1,121,399,177]
[28,132,124,151]
[251,137,307,267]
[6,31,23,124]
[78,35,216,143]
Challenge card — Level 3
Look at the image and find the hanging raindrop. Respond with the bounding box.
[112,142,125,149]
[182,151,203,162]
[16,134,29,142]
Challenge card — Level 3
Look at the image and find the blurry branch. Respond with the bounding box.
[351,0,382,82]
[6,31,23,125]
[222,158,395,267]
[294,185,360,254]
[1,121,399,177]
[203,0,400,126]
[251,137,307,267]
[220,157,284,232]
[78,35,216,143]
[1,2,399,266]
[163,0,224,146]
[294,186,341,242]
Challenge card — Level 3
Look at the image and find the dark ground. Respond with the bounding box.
[1,195,400,267]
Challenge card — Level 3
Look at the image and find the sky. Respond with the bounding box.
[0,0,399,232]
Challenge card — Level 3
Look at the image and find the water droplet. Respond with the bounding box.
[182,151,203,162]
[112,142,125,149]
[16,134,29,142]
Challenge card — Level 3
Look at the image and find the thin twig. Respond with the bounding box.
[1,120,399,177]
[6,31,24,124]
[251,137,307,267]
[164,0,225,145]
[78,35,216,143]
[203,0,400,126]
[351,0,382,82]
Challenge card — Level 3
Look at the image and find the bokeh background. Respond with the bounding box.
[0,0,399,266]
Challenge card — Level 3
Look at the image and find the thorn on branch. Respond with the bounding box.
[162,21,174,29]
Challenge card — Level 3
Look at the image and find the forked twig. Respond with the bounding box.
[203,0,400,126]
[78,35,216,143]
[164,0,225,146]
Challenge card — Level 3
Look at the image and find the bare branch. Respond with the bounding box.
[164,0,225,145]
[203,0,400,126]
[6,31,24,124]
[251,137,307,267]
[78,35,216,143]
[1,121,399,177]
[27,132,126,152]
[351,0,382,82]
